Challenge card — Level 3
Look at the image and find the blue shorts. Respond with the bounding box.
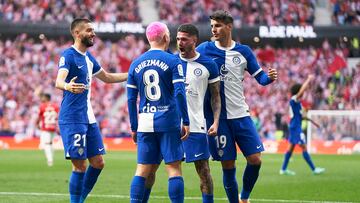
[59,123,105,160]
[182,133,210,163]
[137,131,183,164]
[207,117,264,161]
[288,129,306,145]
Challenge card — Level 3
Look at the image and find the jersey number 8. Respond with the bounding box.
[143,69,161,101]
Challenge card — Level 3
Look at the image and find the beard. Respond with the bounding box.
[81,36,94,47]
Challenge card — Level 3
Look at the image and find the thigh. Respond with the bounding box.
[232,117,264,157]
[160,131,184,164]
[137,132,162,164]
[207,119,237,161]
[182,133,210,163]
[86,123,106,159]
[289,129,304,145]
[40,131,52,144]
[59,123,88,160]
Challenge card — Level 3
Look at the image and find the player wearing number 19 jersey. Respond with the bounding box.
[197,11,278,203]
[127,22,190,203]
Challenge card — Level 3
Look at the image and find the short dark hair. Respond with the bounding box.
[70,18,91,32]
[177,24,199,39]
[40,93,51,101]
[290,84,302,96]
[210,10,233,24]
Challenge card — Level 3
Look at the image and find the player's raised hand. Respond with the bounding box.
[308,74,315,80]
[65,76,86,94]
[131,131,137,144]
[207,122,218,136]
[268,68,278,81]
[180,125,190,140]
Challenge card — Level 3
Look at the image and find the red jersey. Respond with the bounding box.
[38,102,59,132]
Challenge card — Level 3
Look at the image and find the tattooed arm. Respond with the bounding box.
[207,81,221,136]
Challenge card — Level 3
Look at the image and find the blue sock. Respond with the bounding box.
[303,151,315,171]
[241,164,261,200]
[168,176,184,203]
[202,193,214,203]
[222,168,239,203]
[142,187,152,203]
[79,166,102,203]
[281,151,292,170]
[130,176,146,203]
[69,171,85,203]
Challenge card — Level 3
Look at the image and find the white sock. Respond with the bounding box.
[44,144,53,166]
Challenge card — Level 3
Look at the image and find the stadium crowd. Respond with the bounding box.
[0,0,141,23]
[0,34,146,138]
[157,0,316,26]
[0,35,358,139]
[331,0,360,25]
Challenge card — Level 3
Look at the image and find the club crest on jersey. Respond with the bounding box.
[194,68,202,76]
[232,56,241,65]
[78,147,84,156]
[218,149,224,157]
[59,57,65,67]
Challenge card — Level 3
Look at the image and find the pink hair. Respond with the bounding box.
[146,22,168,42]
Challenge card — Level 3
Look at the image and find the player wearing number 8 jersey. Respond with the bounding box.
[127,22,190,203]
[37,93,59,167]
[55,18,127,203]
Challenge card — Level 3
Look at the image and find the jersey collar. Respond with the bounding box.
[179,52,200,62]
[71,45,87,56]
[214,40,236,51]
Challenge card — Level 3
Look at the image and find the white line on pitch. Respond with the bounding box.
[0,192,357,203]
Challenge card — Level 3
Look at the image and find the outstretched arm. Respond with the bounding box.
[296,75,314,99]
[55,70,86,94]
[207,81,221,136]
[95,69,128,83]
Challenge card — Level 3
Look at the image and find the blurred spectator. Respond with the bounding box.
[0,34,147,137]
[0,35,358,139]
[331,0,360,25]
[0,0,142,23]
[157,0,316,26]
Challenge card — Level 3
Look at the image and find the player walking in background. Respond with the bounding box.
[36,93,59,167]
[280,75,325,175]
[176,24,221,203]
[55,18,127,203]
[127,22,190,203]
[197,10,278,203]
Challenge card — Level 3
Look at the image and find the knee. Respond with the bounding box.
[247,154,262,166]
[90,158,105,169]
[72,161,87,172]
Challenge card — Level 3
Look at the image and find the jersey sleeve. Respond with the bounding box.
[126,64,139,132]
[58,51,71,72]
[207,60,220,84]
[172,58,185,84]
[171,58,189,125]
[291,95,299,103]
[243,45,262,77]
[88,53,102,76]
[196,42,208,55]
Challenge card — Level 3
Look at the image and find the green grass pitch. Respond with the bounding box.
[0,150,359,203]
